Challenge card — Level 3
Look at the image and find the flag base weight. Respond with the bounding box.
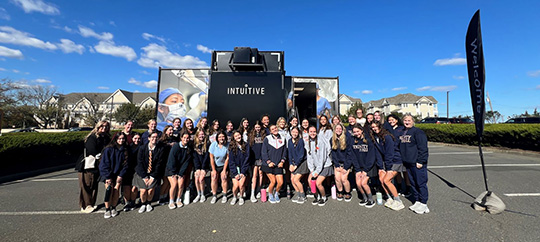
[472,191,505,214]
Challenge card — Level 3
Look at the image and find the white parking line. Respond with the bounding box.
[430,152,493,155]
[430,164,540,169]
[31,178,78,182]
[504,193,540,197]
[0,210,105,216]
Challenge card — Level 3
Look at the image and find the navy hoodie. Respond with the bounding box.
[249,132,265,162]
[261,134,288,166]
[193,142,210,170]
[166,142,192,176]
[331,132,354,170]
[399,126,429,165]
[99,145,128,179]
[373,134,402,170]
[351,134,376,172]
[287,138,306,166]
[229,143,251,176]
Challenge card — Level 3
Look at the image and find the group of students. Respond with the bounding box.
[77,109,430,219]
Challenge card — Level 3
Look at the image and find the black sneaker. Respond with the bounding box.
[312,197,319,205]
[365,200,375,208]
[318,197,327,207]
[358,198,367,206]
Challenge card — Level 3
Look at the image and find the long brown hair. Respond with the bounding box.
[104,132,129,166]
[249,120,267,146]
[369,120,394,143]
[318,115,333,132]
[229,131,247,155]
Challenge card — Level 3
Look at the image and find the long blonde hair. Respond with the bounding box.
[331,123,347,151]
[85,120,110,142]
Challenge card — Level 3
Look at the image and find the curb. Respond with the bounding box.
[429,142,540,157]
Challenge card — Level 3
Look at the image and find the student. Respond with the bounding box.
[261,125,288,204]
[261,114,271,134]
[331,124,354,202]
[78,120,111,213]
[123,132,141,212]
[228,131,251,205]
[288,127,308,204]
[318,115,333,146]
[331,115,341,127]
[208,119,220,143]
[399,114,430,214]
[141,119,162,145]
[370,121,405,211]
[238,118,250,142]
[306,126,333,206]
[351,125,376,208]
[119,120,135,145]
[181,118,196,141]
[356,108,366,127]
[289,116,299,131]
[209,131,230,204]
[157,125,175,205]
[166,132,192,209]
[374,111,391,131]
[196,117,209,133]
[300,118,310,147]
[346,115,356,135]
[276,117,290,141]
[364,113,374,133]
[171,118,182,142]
[193,129,210,203]
[134,132,163,213]
[225,120,234,143]
[248,121,266,202]
[99,132,129,219]
[387,114,411,196]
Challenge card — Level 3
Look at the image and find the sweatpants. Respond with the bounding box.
[406,163,428,204]
[78,171,99,208]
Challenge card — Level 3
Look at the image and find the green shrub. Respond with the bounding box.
[416,124,540,151]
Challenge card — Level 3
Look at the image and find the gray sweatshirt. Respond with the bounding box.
[307,137,332,175]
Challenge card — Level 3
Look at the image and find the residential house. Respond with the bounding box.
[339,94,363,116]
[364,93,438,119]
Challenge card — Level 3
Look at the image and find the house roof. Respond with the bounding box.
[59,89,156,105]
[339,94,362,103]
[365,93,438,107]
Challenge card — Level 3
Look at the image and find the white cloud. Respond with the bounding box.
[391,87,407,91]
[452,75,465,80]
[361,90,373,94]
[0,67,6,71]
[109,21,116,26]
[353,90,360,94]
[196,44,212,54]
[63,26,74,33]
[97,86,109,90]
[57,39,84,54]
[78,25,113,41]
[142,33,165,43]
[140,70,151,75]
[0,45,23,59]
[434,57,466,66]
[134,90,140,93]
[417,85,457,92]
[138,43,208,68]
[0,8,10,20]
[0,26,57,50]
[128,77,157,89]
[12,69,20,73]
[34,78,50,83]
[527,70,540,77]
[12,0,60,15]
[94,41,136,61]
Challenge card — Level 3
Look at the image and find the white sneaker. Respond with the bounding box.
[104,210,111,219]
[409,201,421,211]
[168,203,176,210]
[200,195,206,203]
[250,194,258,203]
[230,197,237,205]
[384,197,394,208]
[193,195,201,203]
[256,192,261,199]
[110,208,118,217]
[146,204,153,212]
[414,203,430,214]
[221,195,228,204]
[391,200,405,211]
[138,205,147,213]
[239,198,245,206]
[82,206,94,214]
[210,196,217,204]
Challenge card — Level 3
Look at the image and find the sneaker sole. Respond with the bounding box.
[415,208,430,214]
[391,204,405,211]
[365,204,375,208]
[318,202,327,207]
[344,199,352,202]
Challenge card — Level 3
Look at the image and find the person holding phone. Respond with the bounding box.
[228,131,250,205]
[99,132,129,218]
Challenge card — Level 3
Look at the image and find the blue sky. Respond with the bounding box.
[1,0,539,119]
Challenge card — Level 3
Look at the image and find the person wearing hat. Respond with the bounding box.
[316,83,331,119]
[158,88,186,131]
